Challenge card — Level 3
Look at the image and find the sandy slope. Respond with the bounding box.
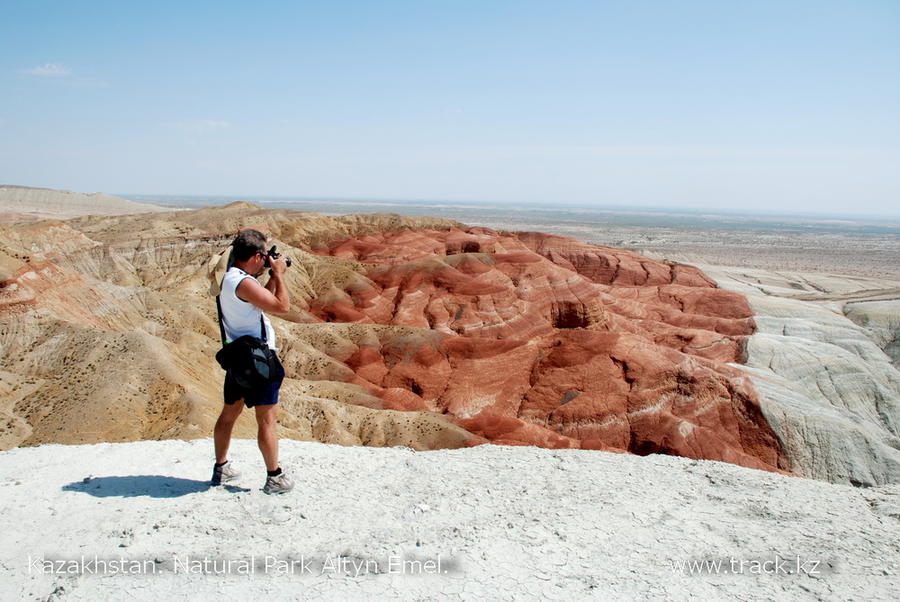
[0,205,485,454]
[1,439,898,601]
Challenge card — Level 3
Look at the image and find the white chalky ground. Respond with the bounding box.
[2,439,899,601]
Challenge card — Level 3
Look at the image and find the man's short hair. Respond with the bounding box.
[232,229,268,261]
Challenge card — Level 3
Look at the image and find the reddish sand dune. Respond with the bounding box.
[309,228,788,473]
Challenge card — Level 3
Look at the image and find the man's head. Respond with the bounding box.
[231,229,268,276]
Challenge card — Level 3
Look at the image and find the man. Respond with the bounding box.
[211,229,293,495]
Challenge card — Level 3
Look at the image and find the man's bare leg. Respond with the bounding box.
[255,404,279,472]
[214,400,244,464]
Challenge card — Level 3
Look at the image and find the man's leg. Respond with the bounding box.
[214,399,244,464]
[255,403,279,472]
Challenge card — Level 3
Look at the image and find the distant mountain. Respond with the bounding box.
[0,185,165,221]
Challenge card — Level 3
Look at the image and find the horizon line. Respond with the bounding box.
[119,192,900,222]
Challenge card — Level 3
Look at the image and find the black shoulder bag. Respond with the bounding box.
[214,296,279,390]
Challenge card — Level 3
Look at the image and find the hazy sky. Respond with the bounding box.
[2,1,899,215]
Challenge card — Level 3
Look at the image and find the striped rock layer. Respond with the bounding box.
[310,227,789,473]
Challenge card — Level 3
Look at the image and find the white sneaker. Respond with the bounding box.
[211,461,240,485]
[263,470,294,495]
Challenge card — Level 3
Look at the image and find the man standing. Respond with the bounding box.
[211,229,293,494]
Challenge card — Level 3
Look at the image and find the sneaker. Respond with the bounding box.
[263,470,294,495]
[211,461,240,485]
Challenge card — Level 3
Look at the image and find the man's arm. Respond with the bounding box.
[236,258,290,313]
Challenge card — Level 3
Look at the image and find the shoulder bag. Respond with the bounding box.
[214,296,279,390]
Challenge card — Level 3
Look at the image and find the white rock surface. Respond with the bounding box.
[1,439,898,601]
[703,265,900,486]
[844,300,900,367]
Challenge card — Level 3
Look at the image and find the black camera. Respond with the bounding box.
[264,245,292,268]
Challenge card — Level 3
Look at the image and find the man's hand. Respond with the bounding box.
[270,256,288,277]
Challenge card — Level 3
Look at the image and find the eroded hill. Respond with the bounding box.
[3,203,898,483]
[0,205,483,452]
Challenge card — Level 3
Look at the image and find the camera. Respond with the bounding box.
[264,245,292,268]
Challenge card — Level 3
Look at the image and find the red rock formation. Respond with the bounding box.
[309,227,788,472]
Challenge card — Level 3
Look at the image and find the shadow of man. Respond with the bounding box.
[62,475,249,498]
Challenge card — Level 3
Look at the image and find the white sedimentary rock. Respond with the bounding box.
[707,266,900,486]
[844,300,900,367]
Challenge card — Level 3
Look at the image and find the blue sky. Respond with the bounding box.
[1,0,898,215]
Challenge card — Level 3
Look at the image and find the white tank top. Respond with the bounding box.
[220,266,276,350]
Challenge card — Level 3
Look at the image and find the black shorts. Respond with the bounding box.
[223,354,285,408]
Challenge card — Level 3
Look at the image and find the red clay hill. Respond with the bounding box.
[308,227,789,473]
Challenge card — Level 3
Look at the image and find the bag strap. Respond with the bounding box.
[215,295,227,345]
[260,314,267,341]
